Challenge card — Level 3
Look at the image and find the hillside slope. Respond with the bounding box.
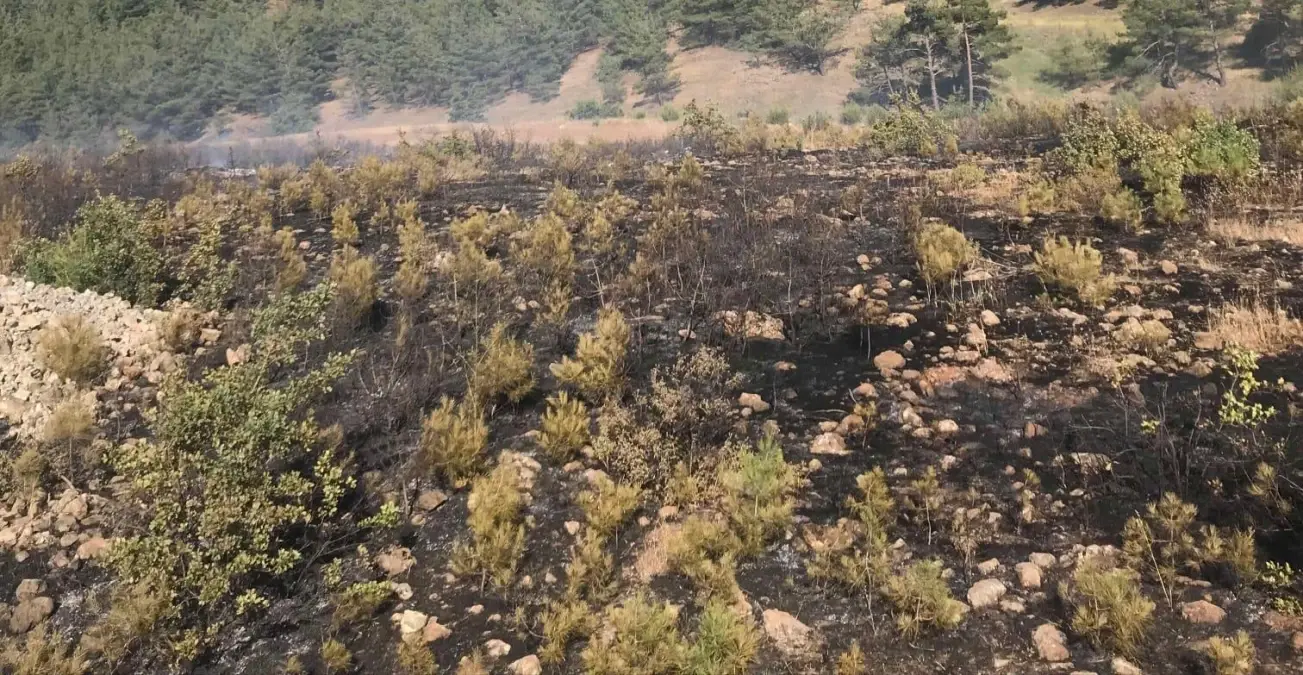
[218,0,1282,147]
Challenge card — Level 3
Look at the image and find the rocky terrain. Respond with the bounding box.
[0,104,1302,674]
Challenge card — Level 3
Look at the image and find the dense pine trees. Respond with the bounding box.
[0,0,656,147]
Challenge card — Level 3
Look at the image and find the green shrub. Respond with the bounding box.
[581,593,686,675]
[550,306,630,401]
[419,396,488,486]
[913,222,978,287]
[108,287,356,615]
[660,105,682,122]
[538,392,590,462]
[765,107,790,125]
[1099,186,1144,230]
[327,246,378,325]
[1183,114,1261,184]
[579,474,642,538]
[330,581,391,629]
[451,462,527,590]
[22,195,163,305]
[1205,630,1256,675]
[683,600,758,675]
[841,104,866,125]
[468,323,535,406]
[720,434,799,555]
[1033,236,1115,305]
[884,560,966,636]
[1062,558,1154,656]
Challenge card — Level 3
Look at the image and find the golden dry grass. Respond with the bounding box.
[1208,217,1303,247]
[1203,302,1303,355]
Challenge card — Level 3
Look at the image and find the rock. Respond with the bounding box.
[738,392,770,413]
[1033,623,1070,662]
[395,609,429,636]
[1160,260,1178,275]
[376,546,415,576]
[9,596,54,633]
[1112,657,1143,675]
[810,432,849,456]
[717,311,785,341]
[485,638,511,659]
[967,579,1007,609]
[1180,600,1225,624]
[874,350,906,372]
[980,309,1001,327]
[762,609,816,656]
[999,598,1026,614]
[15,579,45,603]
[1029,552,1056,569]
[75,536,110,560]
[934,419,960,436]
[416,489,448,512]
[1292,632,1303,653]
[977,558,1001,575]
[392,582,413,601]
[565,521,581,536]
[1015,562,1042,589]
[423,618,452,643]
[508,655,543,675]
[853,382,878,398]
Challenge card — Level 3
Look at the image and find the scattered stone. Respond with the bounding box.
[738,392,770,413]
[1033,623,1070,662]
[967,579,1007,609]
[980,310,1001,327]
[395,610,429,637]
[15,579,45,603]
[416,489,448,512]
[392,582,413,601]
[977,559,1001,575]
[1292,632,1303,653]
[717,310,785,341]
[1016,562,1042,589]
[376,546,415,576]
[485,638,512,659]
[874,350,906,372]
[565,521,582,536]
[423,618,452,643]
[762,609,817,656]
[1160,260,1178,275]
[1180,600,1225,624]
[934,419,960,436]
[999,598,1026,614]
[1112,657,1143,675]
[508,655,543,675]
[809,432,849,456]
[9,596,53,633]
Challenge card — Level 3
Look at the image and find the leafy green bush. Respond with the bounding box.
[108,286,357,616]
[22,195,163,305]
[765,107,790,125]
[1183,114,1261,183]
